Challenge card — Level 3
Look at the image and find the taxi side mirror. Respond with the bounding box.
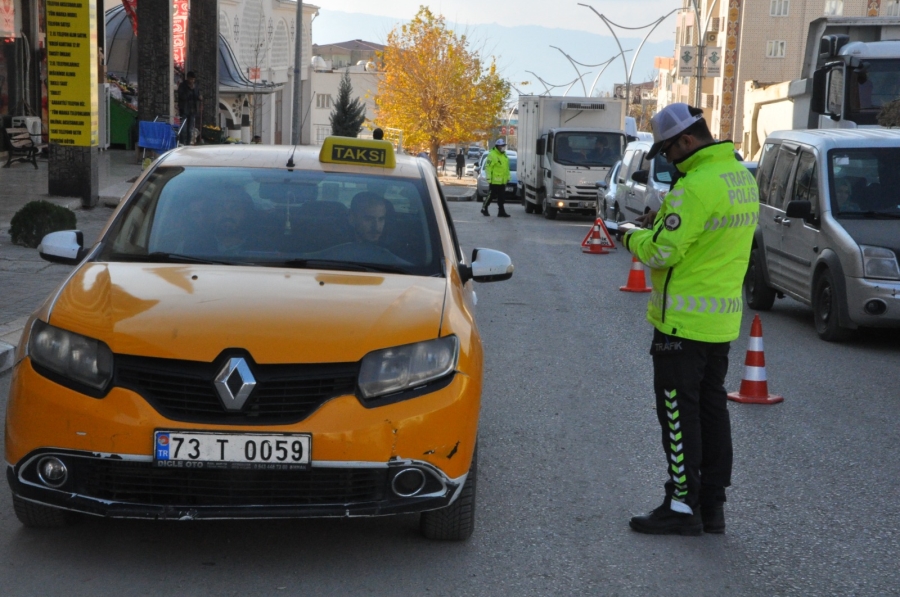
[460,248,513,283]
[38,230,86,265]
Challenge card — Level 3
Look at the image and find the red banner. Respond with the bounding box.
[173,0,189,70]
[122,0,137,35]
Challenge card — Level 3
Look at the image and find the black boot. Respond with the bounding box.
[629,504,702,536]
[481,208,490,216]
[497,211,510,218]
[701,503,725,534]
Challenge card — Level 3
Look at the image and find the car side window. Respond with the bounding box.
[626,150,645,182]
[792,151,819,225]
[617,151,634,184]
[435,178,463,264]
[766,146,798,210]
[756,142,778,204]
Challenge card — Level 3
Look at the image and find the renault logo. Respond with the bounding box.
[214,357,257,411]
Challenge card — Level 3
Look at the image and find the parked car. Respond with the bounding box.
[475,151,519,202]
[610,139,678,222]
[8,136,515,539]
[595,160,622,219]
[745,128,900,340]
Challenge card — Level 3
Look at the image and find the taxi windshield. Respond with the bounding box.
[99,166,445,276]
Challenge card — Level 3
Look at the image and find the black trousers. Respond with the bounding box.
[650,328,732,514]
[456,164,464,178]
[483,183,507,214]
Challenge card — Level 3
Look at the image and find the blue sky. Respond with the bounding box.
[312,5,677,98]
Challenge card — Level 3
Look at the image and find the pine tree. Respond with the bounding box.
[330,70,367,137]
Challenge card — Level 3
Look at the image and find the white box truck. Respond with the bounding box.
[518,95,627,219]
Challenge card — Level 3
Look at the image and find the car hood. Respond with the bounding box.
[835,218,900,254]
[47,263,447,364]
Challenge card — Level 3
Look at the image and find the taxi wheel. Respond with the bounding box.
[13,495,73,528]
[744,248,776,311]
[813,269,852,342]
[420,448,477,541]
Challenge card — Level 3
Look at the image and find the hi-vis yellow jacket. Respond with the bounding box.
[484,147,510,185]
[623,142,758,343]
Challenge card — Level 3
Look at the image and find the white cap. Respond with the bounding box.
[647,103,703,159]
[495,138,507,146]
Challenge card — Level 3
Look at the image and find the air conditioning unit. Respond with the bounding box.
[12,116,42,144]
[706,32,718,43]
[562,101,606,111]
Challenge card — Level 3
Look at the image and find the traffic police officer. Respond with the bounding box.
[482,138,511,218]
[623,103,758,535]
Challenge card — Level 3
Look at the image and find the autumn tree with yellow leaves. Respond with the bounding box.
[376,7,509,164]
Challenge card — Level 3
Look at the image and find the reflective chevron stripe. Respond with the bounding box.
[705,211,759,231]
[651,291,743,314]
[663,388,690,513]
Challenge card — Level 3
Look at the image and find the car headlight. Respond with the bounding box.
[358,336,459,400]
[552,176,566,198]
[28,320,114,391]
[861,245,900,280]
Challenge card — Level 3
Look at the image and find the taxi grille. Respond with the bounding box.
[115,355,359,425]
[72,459,387,506]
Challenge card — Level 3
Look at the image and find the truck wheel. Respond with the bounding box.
[744,248,777,311]
[420,447,477,541]
[13,495,72,528]
[813,269,852,342]
[542,201,558,220]
[524,200,535,214]
[534,199,544,215]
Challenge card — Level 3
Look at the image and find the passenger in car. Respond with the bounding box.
[349,191,389,243]
[211,188,255,253]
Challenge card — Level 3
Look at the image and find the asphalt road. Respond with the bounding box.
[1,200,899,596]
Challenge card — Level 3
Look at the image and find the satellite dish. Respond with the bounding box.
[365,61,376,72]
[311,56,327,71]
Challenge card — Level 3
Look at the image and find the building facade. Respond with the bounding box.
[665,0,897,151]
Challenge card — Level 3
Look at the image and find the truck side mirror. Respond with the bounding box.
[811,67,828,114]
[536,138,545,156]
[825,67,844,121]
[631,170,649,185]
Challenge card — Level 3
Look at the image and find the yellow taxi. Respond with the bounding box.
[5,137,513,540]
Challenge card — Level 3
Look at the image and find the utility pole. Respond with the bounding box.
[291,1,303,144]
[691,0,720,109]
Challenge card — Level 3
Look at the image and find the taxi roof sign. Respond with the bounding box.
[319,136,396,168]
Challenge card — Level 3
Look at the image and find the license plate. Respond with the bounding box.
[154,431,311,470]
[506,185,515,193]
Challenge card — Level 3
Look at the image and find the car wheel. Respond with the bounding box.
[420,447,477,541]
[813,269,852,342]
[744,248,776,311]
[542,200,557,220]
[524,200,535,214]
[13,495,72,528]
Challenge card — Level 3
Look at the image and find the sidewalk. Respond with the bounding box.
[0,149,142,374]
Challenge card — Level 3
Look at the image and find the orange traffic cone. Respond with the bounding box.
[727,314,783,405]
[619,256,652,292]
[581,218,616,254]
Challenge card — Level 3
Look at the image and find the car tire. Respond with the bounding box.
[542,200,557,220]
[420,447,477,541]
[813,269,853,342]
[13,495,72,528]
[524,200,535,214]
[744,248,777,311]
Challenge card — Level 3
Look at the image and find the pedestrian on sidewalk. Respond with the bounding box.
[622,103,757,536]
[455,150,465,179]
[481,138,511,218]
[177,71,202,146]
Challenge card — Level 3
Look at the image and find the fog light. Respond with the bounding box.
[391,468,426,497]
[864,299,887,315]
[37,457,68,488]
[556,201,564,208]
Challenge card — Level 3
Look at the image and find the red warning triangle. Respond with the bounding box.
[581,218,616,254]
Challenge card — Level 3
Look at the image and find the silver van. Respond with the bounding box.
[608,140,678,222]
[746,129,900,341]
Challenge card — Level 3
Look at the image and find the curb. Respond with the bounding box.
[0,341,13,375]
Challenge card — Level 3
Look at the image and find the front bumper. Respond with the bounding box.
[8,450,465,520]
[845,276,900,328]
[548,198,597,212]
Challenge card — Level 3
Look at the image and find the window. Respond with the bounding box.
[887,1,900,16]
[767,146,799,210]
[684,26,693,45]
[315,126,331,144]
[315,94,333,109]
[711,17,721,31]
[792,152,819,224]
[824,0,843,15]
[770,0,790,16]
[757,143,779,204]
[766,40,786,58]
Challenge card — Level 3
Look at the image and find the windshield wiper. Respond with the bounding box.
[112,252,241,265]
[278,259,410,274]
[858,211,900,219]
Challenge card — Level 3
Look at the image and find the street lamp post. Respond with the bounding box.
[291,1,303,145]
[690,0,721,109]
[578,5,679,108]
[549,46,635,97]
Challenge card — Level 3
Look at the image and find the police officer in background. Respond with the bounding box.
[623,103,757,536]
[481,138,511,218]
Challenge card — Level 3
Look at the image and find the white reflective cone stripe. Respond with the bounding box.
[742,365,767,382]
[748,336,764,352]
